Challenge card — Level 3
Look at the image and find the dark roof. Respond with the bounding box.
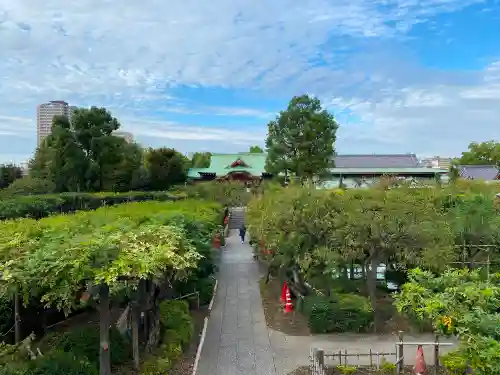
[458,165,500,180]
[333,154,419,168]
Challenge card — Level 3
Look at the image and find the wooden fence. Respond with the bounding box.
[310,332,455,375]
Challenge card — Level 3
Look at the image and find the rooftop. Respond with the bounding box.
[333,154,419,168]
[458,165,500,180]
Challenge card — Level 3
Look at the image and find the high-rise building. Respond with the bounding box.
[36,101,75,146]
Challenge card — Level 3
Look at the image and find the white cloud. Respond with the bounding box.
[0,0,497,161]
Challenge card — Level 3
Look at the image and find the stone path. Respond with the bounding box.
[196,231,457,375]
[196,230,278,375]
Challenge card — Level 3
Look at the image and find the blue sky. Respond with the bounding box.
[0,0,499,164]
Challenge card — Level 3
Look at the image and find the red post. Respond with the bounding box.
[284,287,293,313]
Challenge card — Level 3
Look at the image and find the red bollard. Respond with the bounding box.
[213,233,221,250]
[284,287,293,313]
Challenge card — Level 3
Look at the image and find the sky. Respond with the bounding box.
[0,0,499,164]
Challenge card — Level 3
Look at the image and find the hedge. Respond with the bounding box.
[303,293,373,333]
[0,191,185,220]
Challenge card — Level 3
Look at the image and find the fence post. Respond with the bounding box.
[397,331,404,374]
[317,348,325,370]
[434,333,440,374]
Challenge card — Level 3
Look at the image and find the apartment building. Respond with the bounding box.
[420,156,452,169]
[36,101,76,146]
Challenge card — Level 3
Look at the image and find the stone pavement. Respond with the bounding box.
[196,231,457,375]
[196,230,278,375]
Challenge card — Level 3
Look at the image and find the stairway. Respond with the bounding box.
[228,207,245,229]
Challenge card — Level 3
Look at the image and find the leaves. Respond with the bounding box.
[265,95,338,180]
[0,200,221,313]
[394,268,500,373]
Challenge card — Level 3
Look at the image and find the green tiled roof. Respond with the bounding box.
[329,167,448,175]
[188,153,267,178]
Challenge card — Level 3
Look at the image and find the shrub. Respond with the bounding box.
[45,326,130,367]
[0,191,181,220]
[1,351,97,375]
[174,277,215,307]
[140,300,194,374]
[0,296,13,335]
[303,293,373,333]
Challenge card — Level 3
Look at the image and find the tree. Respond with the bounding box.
[249,145,264,153]
[145,148,188,190]
[0,164,22,189]
[190,152,211,168]
[29,108,144,192]
[395,268,500,373]
[459,140,500,166]
[265,94,338,181]
[0,176,55,196]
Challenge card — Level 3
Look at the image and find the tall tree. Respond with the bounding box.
[459,140,500,166]
[145,148,188,190]
[29,108,143,192]
[71,107,121,190]
[249,145,264,153]
[265,95,338,181]
[0,164,22,189]
[190,152,211,168]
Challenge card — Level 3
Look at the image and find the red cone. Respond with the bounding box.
[414,345,427,375]
[284,287,293,313]
[281,281,288,303]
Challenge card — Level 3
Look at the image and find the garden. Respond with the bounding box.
[246,180,500,374]
[0,197,222,375]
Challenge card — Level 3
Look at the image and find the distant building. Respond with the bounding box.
[36,101,75,146]
[420,156,452,170]
[113,131,134,143]
[458,165,500,181]
[320,153,447,189]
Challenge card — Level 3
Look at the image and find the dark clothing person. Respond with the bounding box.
[239,225,246,243]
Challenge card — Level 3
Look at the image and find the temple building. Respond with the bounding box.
[187,153,271,183]
[320,154,448,188]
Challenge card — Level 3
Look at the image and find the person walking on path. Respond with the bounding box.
[239,224,247,244]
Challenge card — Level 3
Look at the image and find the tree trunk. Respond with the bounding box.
[131,301,140,370]
[366,258,379,332]
[14,291,21,344]
[349,263,355,280]
[99,284,111,375]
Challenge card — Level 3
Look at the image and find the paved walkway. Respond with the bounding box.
[197,231,277,375]
[197,231,456,375]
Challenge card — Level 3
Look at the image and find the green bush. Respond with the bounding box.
[0,191,181,220]
[0,296,13,335]
[1,351,97,375]
[45,326,130,367]
[175,277,215,307]
[303,293,373,333]
[140,300,194,374]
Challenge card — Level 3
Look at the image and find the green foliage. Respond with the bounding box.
[0,177,56,197]
[0,190,181,220]
[144,147,189,190]
[190,152,211,168]
[0,164,23,189]
[29,107,146,192]
[459,140,500,166]
[141,300,194,374]
[2,350,98,375]
[0,199,221,312]
[44,326,130,367]
[377,359,396,374]
[395,268,500,374]
[303,293,373,333]
[186,180,251,206]
[0,296,13,334]
[441,351,468,375]
[265,94,338,180]
[336,364,358,374]
[249,145,264,153]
